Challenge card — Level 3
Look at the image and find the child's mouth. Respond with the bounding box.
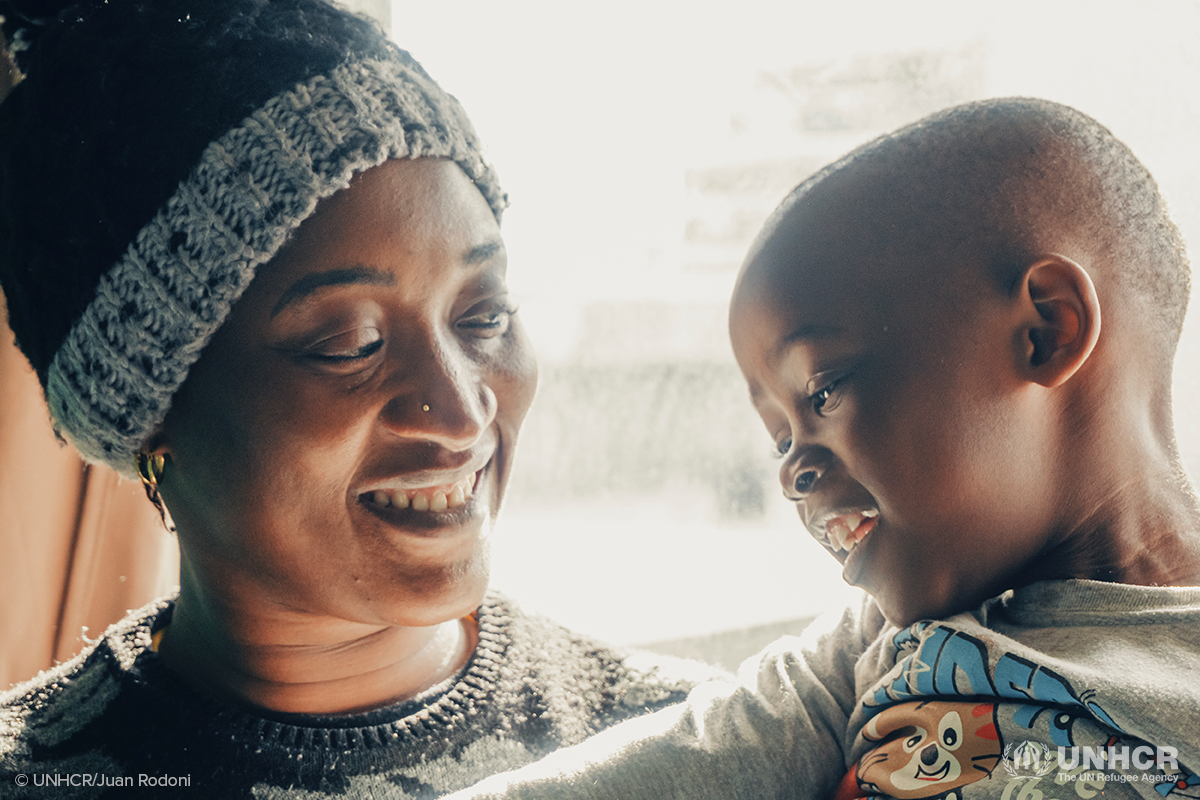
[823,508,879,555]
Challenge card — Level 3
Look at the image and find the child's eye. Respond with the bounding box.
[770,436,793,459]
[458,300,518,338]
[808,377,845,415]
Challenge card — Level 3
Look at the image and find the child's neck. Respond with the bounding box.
[1027,420,1200,588]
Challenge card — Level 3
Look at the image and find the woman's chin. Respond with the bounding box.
[361,552,491,629]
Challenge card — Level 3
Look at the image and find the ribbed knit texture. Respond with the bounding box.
[43,53,505,479]
[0,592,715,798]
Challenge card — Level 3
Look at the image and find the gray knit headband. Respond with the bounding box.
[45,55,506,479]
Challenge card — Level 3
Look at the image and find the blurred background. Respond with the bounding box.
[373,0,1200,664]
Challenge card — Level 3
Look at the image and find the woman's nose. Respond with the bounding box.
[381,338,496,448]
[781,447,831,500]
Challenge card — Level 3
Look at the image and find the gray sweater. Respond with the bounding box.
[448,580,1200,800]
[0,592,717,798]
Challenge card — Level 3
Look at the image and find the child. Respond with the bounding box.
[446,98,1200,799]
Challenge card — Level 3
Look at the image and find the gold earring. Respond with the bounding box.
[135,452,175,532]
[136,452,166,491]
[422,404,431,412]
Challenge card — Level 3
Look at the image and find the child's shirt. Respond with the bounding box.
[450,579,1200,800]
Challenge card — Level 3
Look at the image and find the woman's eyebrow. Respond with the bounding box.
[464,239,504,266]
[270,242,503,318]
[271,266,396,318]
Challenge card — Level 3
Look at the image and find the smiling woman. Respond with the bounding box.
[153,159,537,715]
[0,1,711,796]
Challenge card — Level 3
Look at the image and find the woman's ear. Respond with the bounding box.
[139,424,175,481]
[142,426,171,457]
[1017,255,1101,388]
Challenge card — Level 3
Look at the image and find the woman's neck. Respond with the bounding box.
[158,575,478,717]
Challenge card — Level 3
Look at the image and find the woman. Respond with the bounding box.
[0,1,710,795]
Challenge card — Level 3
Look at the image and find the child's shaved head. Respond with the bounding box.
[730,98,1198,625]
[756,97,1189,367]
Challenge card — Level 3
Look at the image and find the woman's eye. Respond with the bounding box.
[458,302,517,338]
[305,328,383,364]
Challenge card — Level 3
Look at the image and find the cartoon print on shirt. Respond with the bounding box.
[862,623,1123,747]
[840,623,1200,798]
[855,701,1003,800]
[1155,768,1200,798]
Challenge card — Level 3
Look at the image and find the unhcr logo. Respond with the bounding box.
[1057,746,1178,772]
[1002,742,1057,777]
[1002,741,1181,780]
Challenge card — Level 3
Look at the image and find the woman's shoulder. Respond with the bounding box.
[0,598,168,775]
[481,592,727,733]
[0,594,722,796]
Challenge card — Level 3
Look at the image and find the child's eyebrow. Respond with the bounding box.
[772,323,843,363]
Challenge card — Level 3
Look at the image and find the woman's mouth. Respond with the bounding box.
[361,471,478,512]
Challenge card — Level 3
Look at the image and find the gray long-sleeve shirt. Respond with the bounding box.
[449,580,1200,800]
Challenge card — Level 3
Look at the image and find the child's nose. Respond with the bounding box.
[781,447,831,499]
[793,467,821,495]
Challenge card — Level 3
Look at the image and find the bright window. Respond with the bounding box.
[391,1,1200,648]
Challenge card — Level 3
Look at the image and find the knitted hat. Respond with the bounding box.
[0,0,506,479]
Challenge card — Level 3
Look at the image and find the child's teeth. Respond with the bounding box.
[393,492,410,509]
[411,493,430,512]
[448,485,465,508]
[826,518,849,551]
[826,511,880,553]
[429,491,448,512]
[844,515,878,552]
[371,490,390,508]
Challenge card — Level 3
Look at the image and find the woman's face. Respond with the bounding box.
[157,158,537,627]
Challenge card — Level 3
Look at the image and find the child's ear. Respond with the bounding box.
[1016,255,1101,387]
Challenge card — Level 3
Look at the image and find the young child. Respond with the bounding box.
[446,98,1200,799]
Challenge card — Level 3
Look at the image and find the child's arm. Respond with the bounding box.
[447,600,881,800]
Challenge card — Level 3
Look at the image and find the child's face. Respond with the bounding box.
[729,189,1062,626]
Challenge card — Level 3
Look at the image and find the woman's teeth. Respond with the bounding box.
[365,474,475,512]
[825,509,879,554]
